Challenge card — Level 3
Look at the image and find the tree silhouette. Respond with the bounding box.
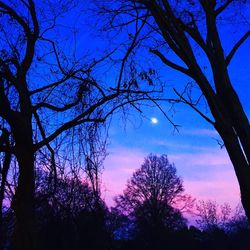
[35,172,111,250]
[196,200,231,232]
[98,0,250,220]
[0,1,161,249]
[0,129,11,250]
[115,154,188,249]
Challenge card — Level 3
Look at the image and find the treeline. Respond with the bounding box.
[1,154,250,250]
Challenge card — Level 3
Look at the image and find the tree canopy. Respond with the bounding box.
[115,154,188,229]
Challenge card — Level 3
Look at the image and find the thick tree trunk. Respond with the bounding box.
[10,111,36,250]
[213,67,250,219]
[10,147,35,250]
[141,0,250,223]
[215,122,250,220]
[0,151,11,250]
[205,9,250,219]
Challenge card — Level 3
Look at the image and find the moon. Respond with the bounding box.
[150,117,158,124]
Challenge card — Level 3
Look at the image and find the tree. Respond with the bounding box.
[195,200,250,249]
[98,0,250,220]
[106,207,133,241]
[0,129,11,250]
[0,1,160,249]
[36,174,99,218]
[115,154,189,246]
[34,172,111,250]
[196,200,232,232]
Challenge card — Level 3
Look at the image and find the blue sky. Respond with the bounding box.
[101,27,250,209]
[102,104,240,208]
[46,1,249,211]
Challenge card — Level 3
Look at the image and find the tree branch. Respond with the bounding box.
[19,0,39,75]
[150,49,192,77]
[173,88,215,125]
[146,93,180,131]
[33,111,57,191]
[0,1,30,35]
[34,91,84,112]
[215,0,233,16]
[116,13,147,91]
[226,30,250,66]
[33,92,120,150]
[29,74,77,95]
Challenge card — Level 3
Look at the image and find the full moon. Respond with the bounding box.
[151,117,158,124]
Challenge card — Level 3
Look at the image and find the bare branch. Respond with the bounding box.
[39,37,66,75]
[0,1,30,35]
[33,92,120,150]
[0,58,17,84]
[226,30,250,66]
[150,49,192,77]
[215,0,233,16]
[33,111,57,191]
[29,74,77,95]
[173,88,215,125]
[116,13,148,90]
[146,94,180,131]
[18,0,39,75]
[34,92,84,112]
[27,0,39,36]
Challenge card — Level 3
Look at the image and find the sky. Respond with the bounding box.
[39,1,249,215]
[100,26,250,212]
[1,0,249,231]
[102,106,241,209]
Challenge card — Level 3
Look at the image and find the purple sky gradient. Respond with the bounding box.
[102,128,240,209]
[87,4,250,214]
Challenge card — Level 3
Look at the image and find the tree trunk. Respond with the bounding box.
[139,0,250,222]
[215,122,250,220]
[0,151,11,250]
[213,65,250,219]
[10,148,35,250]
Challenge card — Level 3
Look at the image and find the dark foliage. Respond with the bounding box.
[113,154,188,249]
[1,159,250,249]
[34,174,112,250]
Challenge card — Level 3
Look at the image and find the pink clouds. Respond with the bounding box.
[184,176,240,206]
[102,147,146,206]
[168,149,240,206]
[102,145,240,209]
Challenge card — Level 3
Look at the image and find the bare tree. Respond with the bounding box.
[114,154,191,249]
[226,203,250,233]
[0,1,161,249]
[82,122,107,208]
[98,0,250,219]
[196,200,231,232]
[115,154,190,231]
[34,170,111,250]
[36,172,101,219]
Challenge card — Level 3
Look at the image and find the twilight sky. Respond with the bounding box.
[69,2,250,211]
[101,33,250,209]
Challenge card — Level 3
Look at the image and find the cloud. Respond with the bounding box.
[184,173,240,205]
[102,145,239,210]
[168,149,240,206]
[180,128,219,137]
[102,147,147,206]
[149,138,222,153]
[168,150,231,167]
